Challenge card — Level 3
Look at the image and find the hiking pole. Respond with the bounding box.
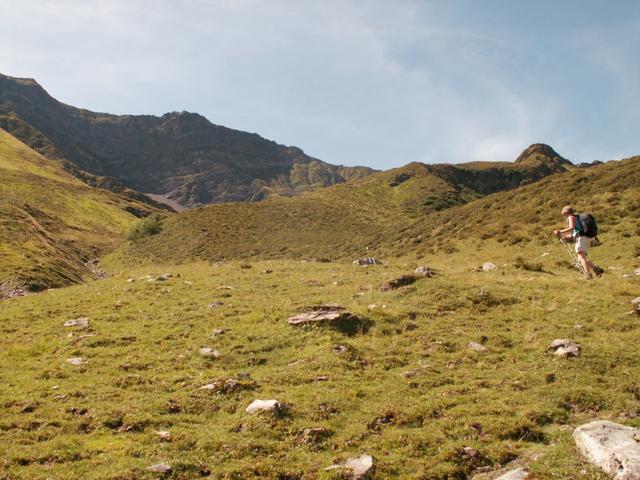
[559,236,584,274]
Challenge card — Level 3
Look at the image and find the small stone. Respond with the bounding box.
[66,357,87,366]
[199,347,220,358]
[299,427,330,444]
[547,339,581,358]
[315,375,329,381]
[573,420,640,479]
[126,278,135,283]
[147,462,172,474]
[246,399,287,416]
[623,274,633,279]
[461,446,478,459]
[494,468,529,480]
[260,269,273,274]
[541,252,550,257]
[217,285,234,290]
[414,266,435,277]
[635,268,640,276]
[326,454,374,479]
[333,345,349,354]
[353,257,382,266]
[482,262,497,271]
[64,317,89,328]
[210,328,225,337]
[156,431,172,441]
[468,342,487,352]
[208,301,224,308]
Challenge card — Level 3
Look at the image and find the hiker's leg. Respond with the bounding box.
[577,251,591,278]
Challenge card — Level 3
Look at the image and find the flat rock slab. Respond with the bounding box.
[353,258,382,266]
[380,275,418,291]
[64,317,89,328]
[288,305,350,326]
[147,462,172,474]
[66,357,87,366]
[494,468,529,480]
[573,420,640,479]
[246,399,287,416]
[199,347,220,358]
[326,454,374,479]
[547,339,581,358]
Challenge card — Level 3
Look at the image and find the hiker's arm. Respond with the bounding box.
[554,216,576,237]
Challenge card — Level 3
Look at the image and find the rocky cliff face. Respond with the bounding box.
[0,73,374,207]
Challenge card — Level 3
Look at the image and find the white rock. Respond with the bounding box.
[547,339,581,358]
[63,317,89,328]
[66,357,87,366]
[468,342,487,352]
[482,262,497,271]
[631,297,640,306]
[414,266,435,277]
[147,462,172,474]
[199,347,220,358]
[573,420,640,480]
[494,468,529,480]
[156,431,172,441]
[326,455,374,479]
[635,268,640,276]
[246,399,286,415]
[353,257,382,266]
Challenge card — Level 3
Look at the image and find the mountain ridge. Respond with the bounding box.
[0,73,375,207]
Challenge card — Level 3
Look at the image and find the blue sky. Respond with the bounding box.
[1,0,639,169]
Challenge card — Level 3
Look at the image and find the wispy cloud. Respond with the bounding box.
[1,0,638,168]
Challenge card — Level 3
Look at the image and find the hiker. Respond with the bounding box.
[553,205,604,279]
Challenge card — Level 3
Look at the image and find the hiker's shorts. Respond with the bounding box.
[575,236,590,253]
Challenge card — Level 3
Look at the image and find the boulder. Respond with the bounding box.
[494,468,529,480]
[246,399,287,416]
[414,266,435,278]
[64,317,89,328]
[573,420,640,479]
[547,339,581,358]
[326,454,375,479]
[353,258,382,266]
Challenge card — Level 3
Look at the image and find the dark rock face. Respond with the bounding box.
[0,73,374,207]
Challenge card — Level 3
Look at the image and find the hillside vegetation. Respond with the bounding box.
[0,73,374,207]
[2,233,639,478]
[119,145,573,266]
[0,128,162,294]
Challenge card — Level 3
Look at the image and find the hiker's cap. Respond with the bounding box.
[561,205,573,215]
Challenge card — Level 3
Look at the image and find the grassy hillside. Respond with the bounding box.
[0,128,162,294]
[397,155,640,256]
[1,236,639,478]
[118,148,573,266]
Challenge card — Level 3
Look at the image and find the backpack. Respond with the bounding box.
[576,213,598,238]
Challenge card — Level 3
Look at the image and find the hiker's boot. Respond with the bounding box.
[593,266,605,277]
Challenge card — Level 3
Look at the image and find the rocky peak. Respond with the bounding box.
[515,143,572,166]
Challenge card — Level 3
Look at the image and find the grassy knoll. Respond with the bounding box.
[0,129,161,293]
[1,232,639,478]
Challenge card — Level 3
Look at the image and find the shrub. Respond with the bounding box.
[128,214,163,242]
[513,256,544,272]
